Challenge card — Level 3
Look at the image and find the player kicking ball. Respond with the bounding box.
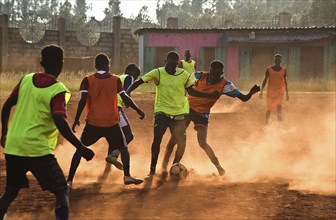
[161,60,260,180]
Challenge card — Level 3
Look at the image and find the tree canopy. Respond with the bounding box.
[0,0,335,29]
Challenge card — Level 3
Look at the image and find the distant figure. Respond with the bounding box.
[126,51,218,179]
[161,60,260,176]
[67,53,145,187]
[0,44,94,220]
[106,63,141,168]
[259,54,289,124]
[179,50,196,74]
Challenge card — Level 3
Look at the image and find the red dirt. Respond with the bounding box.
[0,91,335,219]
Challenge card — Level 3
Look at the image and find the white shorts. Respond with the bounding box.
[118,108,130,128]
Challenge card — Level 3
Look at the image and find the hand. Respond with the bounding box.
[72,120,80,133]
[79,146,95,161]
[0,135,6,148]
[137,109,145,120]
[250,84,261,94]
[259,92,263,99]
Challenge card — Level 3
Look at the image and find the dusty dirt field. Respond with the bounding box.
[0,91,335,219]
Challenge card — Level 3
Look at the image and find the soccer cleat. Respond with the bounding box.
[124,176,144,185]
[105,155,123,170]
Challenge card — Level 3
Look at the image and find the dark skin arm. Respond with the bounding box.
[186,86,220,99]
[126,78,145,95]
[259,71,269,99]
[1,97,17,147]
[120,92,145,119]
[72,92,87,132]
[237,84,261,102]
[54,115,94,161]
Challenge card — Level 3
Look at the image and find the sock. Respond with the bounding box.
[55,205,69,220]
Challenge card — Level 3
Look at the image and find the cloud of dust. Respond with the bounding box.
[184,107,335,195]
[54,140,124,187]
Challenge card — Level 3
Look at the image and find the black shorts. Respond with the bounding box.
[4,154,67,193]
[187,108,210,129]
[81,123,126,149]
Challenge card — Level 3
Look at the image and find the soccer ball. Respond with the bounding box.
[169,163,188,181]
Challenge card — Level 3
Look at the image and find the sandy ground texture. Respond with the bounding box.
[0,91,335,219]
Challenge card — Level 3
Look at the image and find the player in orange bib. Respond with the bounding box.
[259,54,289,125]
[161,60,260,176]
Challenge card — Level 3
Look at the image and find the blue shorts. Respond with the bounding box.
[4,154,67,192]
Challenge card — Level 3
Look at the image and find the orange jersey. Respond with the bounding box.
[188,72,227,113]
[267,66,286,98]
[86,74,121,127]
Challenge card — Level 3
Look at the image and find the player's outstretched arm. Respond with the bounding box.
[186,86,220,99]
[1,97,17,147]
[53,115,94,161]
[125,78,144,96]
[237,84,261,102]
[72,92,87,132]
[120,92,145,119]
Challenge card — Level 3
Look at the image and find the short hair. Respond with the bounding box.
[166,51,179,61]
[41,44,63,68]
[210,60,224,70]
[274,54,282,58]
[125,63,139,74]
[95,53,110,69]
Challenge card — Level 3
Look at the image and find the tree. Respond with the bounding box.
[59,0,72,20]
[104,0,122,18]
[156,0,179,26]
[73,0,88,19]
[232,0,270,27]
[301,0,336,26]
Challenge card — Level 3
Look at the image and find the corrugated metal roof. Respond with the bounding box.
[220,31,336,43]
[134,26,336,35]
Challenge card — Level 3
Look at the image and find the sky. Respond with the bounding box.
[60,0,164,21]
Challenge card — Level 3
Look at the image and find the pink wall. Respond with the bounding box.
[226,46,239,81]
[147,33,222,66]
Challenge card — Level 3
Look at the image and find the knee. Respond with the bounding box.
[198,141,208,149]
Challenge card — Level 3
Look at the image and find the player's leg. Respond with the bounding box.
[266,96,274,124]
[105,124,142,185]
[67,124,101,185]
[265,110,271,124]
[170,118,187,165]
[0,190,19,219]
[196,126,225,176]
[161,136,176,171]
[0,155,29,218]
[30,155,69,219]
[54,189,69,220]
[277,105,282,121]
[162,115,191,171]
[108,108,134,159]
[150,114,169,175]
